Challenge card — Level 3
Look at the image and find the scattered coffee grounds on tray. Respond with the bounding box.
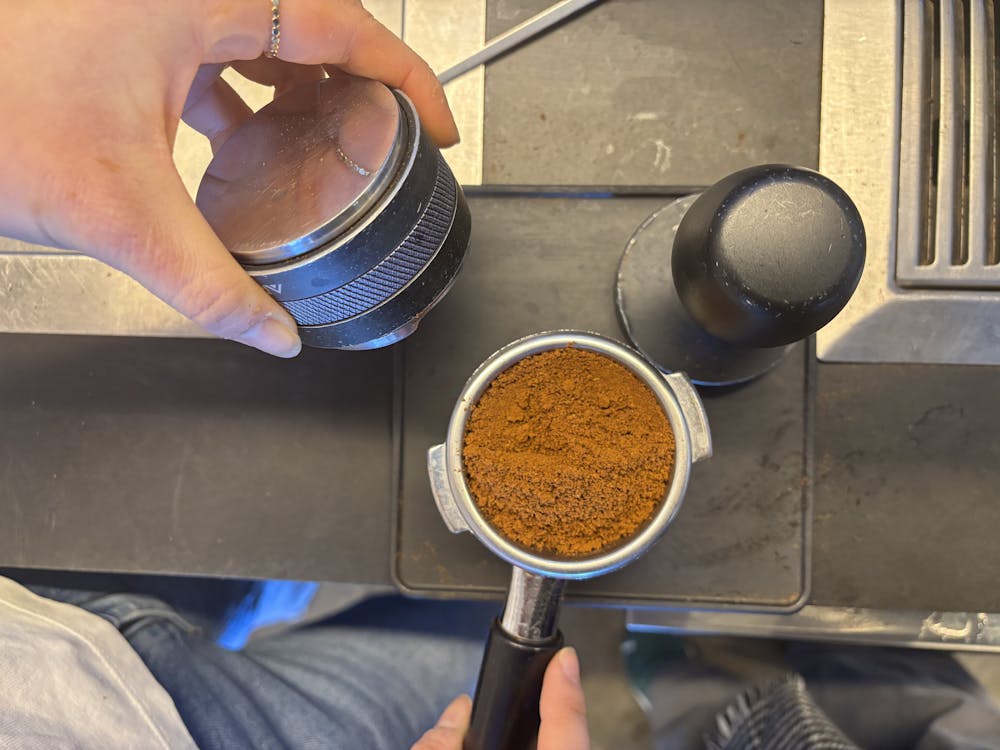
[462,347,675,557]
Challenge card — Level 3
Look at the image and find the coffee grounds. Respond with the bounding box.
[462,347,675,558]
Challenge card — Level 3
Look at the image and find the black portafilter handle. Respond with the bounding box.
[463,619,563,750]
[671,165,866,348]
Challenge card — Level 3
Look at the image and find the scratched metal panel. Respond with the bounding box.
[0,253,199,337]
[405,0,486,186]
[817,0,1000,365]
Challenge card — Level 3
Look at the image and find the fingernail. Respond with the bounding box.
[242,316,301,358]
[438,695,472,729]
[559,647,580,685]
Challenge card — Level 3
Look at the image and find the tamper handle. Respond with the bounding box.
[671,164,866,348]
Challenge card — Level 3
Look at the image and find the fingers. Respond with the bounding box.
[277,0,459,146]
[410,651,589,750]
[411,694,472,750]
[86,154,301,358]
[183,60,325,153]
[538,648,591,750]
[231,58,326,99]
[198,0,459,146]
[182,65,254,153]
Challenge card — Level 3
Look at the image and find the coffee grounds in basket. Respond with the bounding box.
[461,347,675,557]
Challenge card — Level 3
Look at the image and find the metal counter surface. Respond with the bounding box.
[10,0,1000,631]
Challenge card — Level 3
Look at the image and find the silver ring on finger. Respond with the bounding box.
[265,0,281,58]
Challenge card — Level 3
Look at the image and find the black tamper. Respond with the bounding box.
[616,165,866,385]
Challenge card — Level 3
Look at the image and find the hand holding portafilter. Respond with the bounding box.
[428,331,712,750]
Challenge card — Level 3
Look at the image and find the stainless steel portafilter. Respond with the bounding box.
[428,331,712,750]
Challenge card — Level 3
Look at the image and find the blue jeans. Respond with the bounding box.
[66,591,493,750]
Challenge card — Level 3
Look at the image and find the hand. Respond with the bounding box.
[412,647,591,750]
[1,1,457,357]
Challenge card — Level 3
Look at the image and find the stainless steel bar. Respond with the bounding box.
[896,0,927,273]
[437,0,603,85]
[501,567,566,642]
[404,0,486,185]
[933,0,958,271]
[627,604,1000,653]
[967,0,991,269]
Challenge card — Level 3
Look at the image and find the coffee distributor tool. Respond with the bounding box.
[195,0,612,350]
[196,71,471,350]
[428,331,712,750]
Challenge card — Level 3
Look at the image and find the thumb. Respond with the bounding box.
[411,694,471,750]
[92,158,301,358]
[538,648,590,750]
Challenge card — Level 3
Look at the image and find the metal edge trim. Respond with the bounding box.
[626,604,1000,652]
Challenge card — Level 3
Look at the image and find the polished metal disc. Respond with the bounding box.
[197,73,404,265]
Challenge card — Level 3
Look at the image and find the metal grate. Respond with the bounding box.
[896,0,1000,287]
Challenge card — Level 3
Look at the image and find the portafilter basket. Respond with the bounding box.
[427,331,712,750]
